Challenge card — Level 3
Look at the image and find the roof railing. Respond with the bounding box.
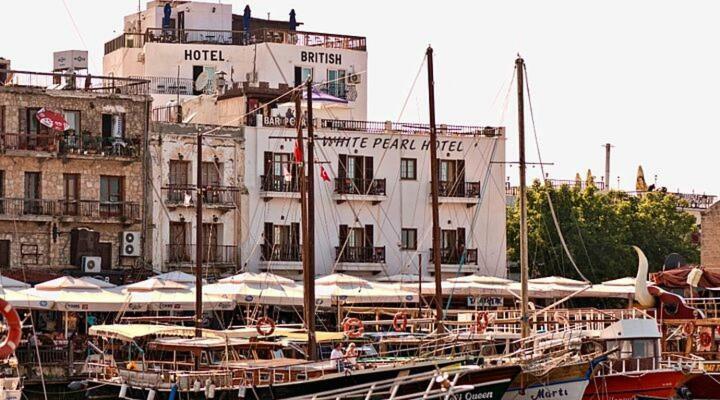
[0,69,149,96]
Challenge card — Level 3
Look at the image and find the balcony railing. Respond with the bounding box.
[135,76,195,96]
[0,69,149,96]
[166,244,238,265]
[320,120,500,136]
[163,185,239,208]
[334,178,386,196]
[429,248,478,265]
[0,198,139,220]
[152,105,182,123]
[260,175,299,193]
[0,132,140,158]
[335,246,386,263]
[438,181,481,198]
[105,28,367,54]
[58,200,140,220]
[260,244,302,262]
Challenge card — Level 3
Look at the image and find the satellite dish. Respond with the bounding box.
[195,72,210,93]
[663,253,686,270]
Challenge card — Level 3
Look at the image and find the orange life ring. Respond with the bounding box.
[683,321,696,336]
[392,312,408,332]
[343,318,364,338]
[475,312,489,334]
[256,317,276,336]
[700,331,713,348]
[0,299,21,359]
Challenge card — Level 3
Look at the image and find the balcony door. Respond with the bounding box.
[100,176,123,217]
[24,172,41,215]
[338,224,373,261]
[439,159,465,196]
[338,155,373,194]
[441,228,466,262]
[63,173,80,215]
[168,160,190,202]
[201,223,220,263]
[263,222,300,261]
[169,221,190,262]
[263,152,296,191]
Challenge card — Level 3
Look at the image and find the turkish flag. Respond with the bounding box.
[320,166,331,182]
[293,140,303,164]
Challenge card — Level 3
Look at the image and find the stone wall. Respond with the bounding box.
[701,203,720,269]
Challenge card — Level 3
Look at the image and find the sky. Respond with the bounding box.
[2,1,719,196]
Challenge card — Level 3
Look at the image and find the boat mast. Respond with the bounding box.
[516,56,530,339]
[426,46,444,333]
[302,79,318,360]
[195,132,203,338]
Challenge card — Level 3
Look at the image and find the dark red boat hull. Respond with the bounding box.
[582,370,692,400]
[684,373,720,399]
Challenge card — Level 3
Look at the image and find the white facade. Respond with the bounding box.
[148,122,244,275]
[242,123,507,279]
[104,1,368,119]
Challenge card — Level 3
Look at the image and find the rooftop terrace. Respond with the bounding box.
[0,69,150,96]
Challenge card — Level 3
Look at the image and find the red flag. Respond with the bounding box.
[293,140,303,163]
[320,166,331,182]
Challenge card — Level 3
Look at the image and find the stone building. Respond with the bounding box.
[0,70,151,281]
[147,122,244,277]
[702,202,720,269]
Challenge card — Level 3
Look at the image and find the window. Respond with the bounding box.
[200,161,222,186]
[263,222,301,261]
[347,227,364,247]
[63,174,80,215]
[201,223,220,263]
[169,221,190,262]
[0,240,9,268]
[0,106,5,133]
[100,176,123,217]
[326,69,346,98]
[24,172,41,214]
[272,153,292,177]
[26,108,50,134]
[294,66,313,86]
[63,110,80,134]
[169,160,189,185]
[400,158,417,180]
[401,228,417,250]
[101,114,125,139]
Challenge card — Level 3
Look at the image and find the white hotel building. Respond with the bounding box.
[104,1,507,279]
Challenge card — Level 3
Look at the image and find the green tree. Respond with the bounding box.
[507,183,699,283]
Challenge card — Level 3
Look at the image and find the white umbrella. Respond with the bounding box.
[22,276,139,312]
[0,275,30,289]
[219,272,296,287]
[0,287,53,310]
[205,282,309,306]
[315,273,417,304]
[118,277,234,311]
[153,271,205,286]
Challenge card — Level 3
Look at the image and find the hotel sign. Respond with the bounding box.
[318,135,467,153]
[301,51,342,65]
[184,49,226,61]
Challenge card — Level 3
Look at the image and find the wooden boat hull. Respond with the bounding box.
[502,361,593,400]
[582,370,692,400]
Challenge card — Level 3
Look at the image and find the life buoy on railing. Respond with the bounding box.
[392,312,408,332]
[683,321,696,337]
[343,318,364,338]
[475,312,489,334]
[0,299,21,359]
[700,331,713,348]
[554,312,569,328]
[256,317,276,336]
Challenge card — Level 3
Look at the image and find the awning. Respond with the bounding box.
[89,324,197,342]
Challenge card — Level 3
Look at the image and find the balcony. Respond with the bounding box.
[104,28,366,55]
[0,199,139,222]
[166,244,238,266]
[260,244,302,262]
[58,200,141,222]
[429,248,478,274]
[0,132,140,158]
[434,181,481,207]
[335,246,385,274]
[259,175,300,201]
[163,185,239,209]
[1,69,149,96]
[333,178,386,204]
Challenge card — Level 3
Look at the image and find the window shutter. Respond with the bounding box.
[264,222,274,246]
[338,224,348,246]
[364,224,374,248]
[102,114,112,138]
[264,152,272,176]
[294,67,302,87]
[338,154,347,178]
[364,156,373,181]
[457,227,466,251]
[291,222,301,247]
[18,107,26,133]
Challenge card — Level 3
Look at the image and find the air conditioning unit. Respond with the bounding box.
[82,256,102,273]
[121,231,141,257]
[347,73,361,84]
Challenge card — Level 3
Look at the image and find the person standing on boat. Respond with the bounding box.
[330,342,345,372]
[345,342,358,370]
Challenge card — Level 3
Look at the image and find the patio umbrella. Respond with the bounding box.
[0,275,31,289]
[315,273,417,304]
[0,287,53,310]
[153,271,205,286]
[219,272,296,287]
[118,277,234,311]
[205,281,308,306]
[36,108,69,131]
[22,276,138,312]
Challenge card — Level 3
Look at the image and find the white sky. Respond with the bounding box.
[3,1,718,196]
